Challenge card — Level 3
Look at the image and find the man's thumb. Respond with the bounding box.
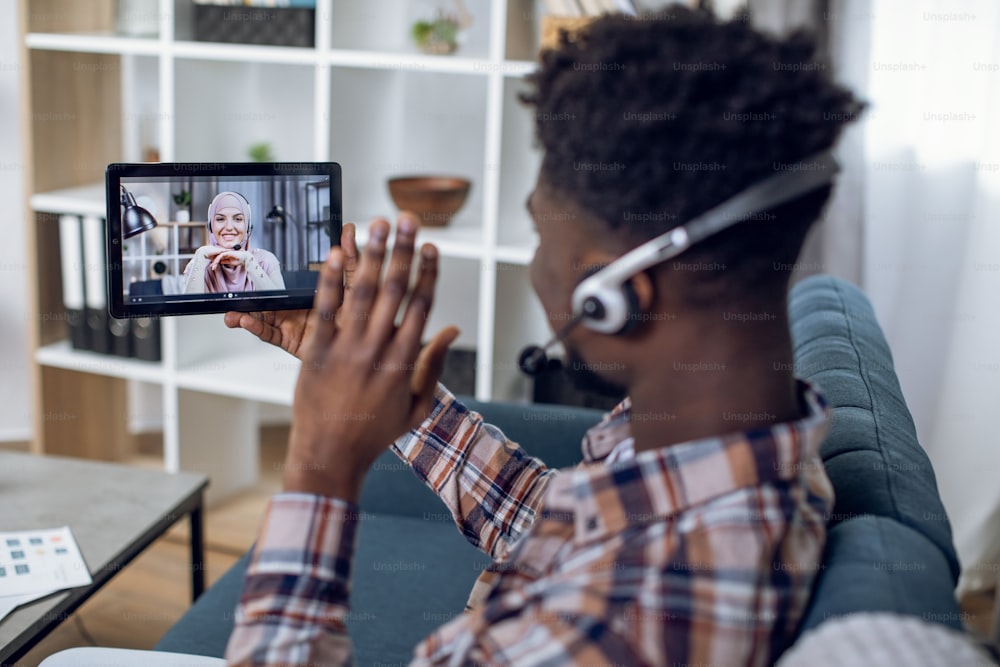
[410,326,460,399]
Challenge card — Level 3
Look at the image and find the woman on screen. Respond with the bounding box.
[182,191,285,294]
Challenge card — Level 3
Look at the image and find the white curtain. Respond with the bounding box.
[857,0,1000,592]
[689,0,1000,591]
[731,0,869,284]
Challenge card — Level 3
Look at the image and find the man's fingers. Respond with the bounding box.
[225,310,268,338]
[344,219,389,336]
[307,247,345,346]
[232,312,281,348]
[368,214,418,346]
[341,223,360,291]
[395,243,440,360]
[410,326,460,422]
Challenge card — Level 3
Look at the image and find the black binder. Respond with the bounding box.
[108,316,133,358]
[58,214,89,351]
[81,215,111,354]
[131,317,162,362]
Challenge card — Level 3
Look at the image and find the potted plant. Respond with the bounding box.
[248,142,275,162]
[411,1,472,55]
[172,189,192,222]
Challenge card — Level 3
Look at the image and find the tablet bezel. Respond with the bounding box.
[106,162,342,319]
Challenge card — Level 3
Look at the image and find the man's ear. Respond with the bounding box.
[574,250,659,327]
[628,270,656,313]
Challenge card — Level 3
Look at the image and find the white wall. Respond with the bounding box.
[0,0,33,442]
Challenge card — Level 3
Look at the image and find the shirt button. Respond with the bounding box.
[586,516,598,531]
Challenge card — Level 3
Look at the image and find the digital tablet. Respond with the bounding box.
[107,162,342,318]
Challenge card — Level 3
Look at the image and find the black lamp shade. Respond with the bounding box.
[265,205,286,225]
[121,187,158,239]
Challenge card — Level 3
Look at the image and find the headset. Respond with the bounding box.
[207,191,253,250]
[518,151,840,375]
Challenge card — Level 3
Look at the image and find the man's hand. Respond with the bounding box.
[282,214,458,501]
[223,223,360,359]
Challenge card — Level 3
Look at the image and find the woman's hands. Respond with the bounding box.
[195,244,246,270]
[224,223,360,359]
[282,214,458,500]
[209,249,249,271]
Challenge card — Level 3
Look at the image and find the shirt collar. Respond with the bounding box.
[580,396,633,463]
[563,380,830,545]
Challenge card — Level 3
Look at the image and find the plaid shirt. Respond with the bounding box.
[227,381,833,666]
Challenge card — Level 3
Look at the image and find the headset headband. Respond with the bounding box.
[572,151,840,333]
[580,151,839,291]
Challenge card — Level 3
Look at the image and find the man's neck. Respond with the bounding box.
[628,320,804,455]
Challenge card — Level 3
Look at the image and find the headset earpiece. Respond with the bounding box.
[237,191,252,242]
[572,266,643,336]
[618,279,642,335]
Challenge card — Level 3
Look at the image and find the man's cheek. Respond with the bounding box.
[528,251,544,300]
[529,255,558,317]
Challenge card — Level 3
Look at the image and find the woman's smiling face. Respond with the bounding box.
[212,206,247,249]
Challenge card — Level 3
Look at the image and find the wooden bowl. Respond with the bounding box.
[387,176,471,227]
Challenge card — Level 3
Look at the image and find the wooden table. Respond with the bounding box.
[0,452,207,666]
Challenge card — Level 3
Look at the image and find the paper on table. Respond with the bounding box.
[0,527,92,598]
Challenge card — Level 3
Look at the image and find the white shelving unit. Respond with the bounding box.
[23,0,553,502]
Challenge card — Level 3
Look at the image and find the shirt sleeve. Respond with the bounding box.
[225,493,360,667]
[391,384,557,561]
[411,592,643,666]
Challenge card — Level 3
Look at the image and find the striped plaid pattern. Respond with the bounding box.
[227,382,833,666]
[390,386,559,562]
[226,494,359,666]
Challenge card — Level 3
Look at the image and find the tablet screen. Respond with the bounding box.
[107,162,342,318]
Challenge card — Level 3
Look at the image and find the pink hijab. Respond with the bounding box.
[201,191,278,293]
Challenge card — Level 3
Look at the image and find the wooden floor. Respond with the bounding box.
[5,427,1000,665]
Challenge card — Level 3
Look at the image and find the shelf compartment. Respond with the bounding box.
[175,345,299,405]
[497,76,541,248]
[28,49,123,192]
[25,32,162,55]
[189,3,315,48]
[492,261,550,402]
[324,50,533,77]
[499,60,537,77]
[328,0,493,60]
[330,67,488,238]
[26,0,115,34]
[171,40,318,65]
[31,183,106,217]
[494,239,537,265]
[172,314,302,405]
[350,217,486,261]
[121,54,162,163]
[36,340,165,383]
[424,257,481,351]
[25,32,540,76]
[504,0,542,62]
[173,59,316,162]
